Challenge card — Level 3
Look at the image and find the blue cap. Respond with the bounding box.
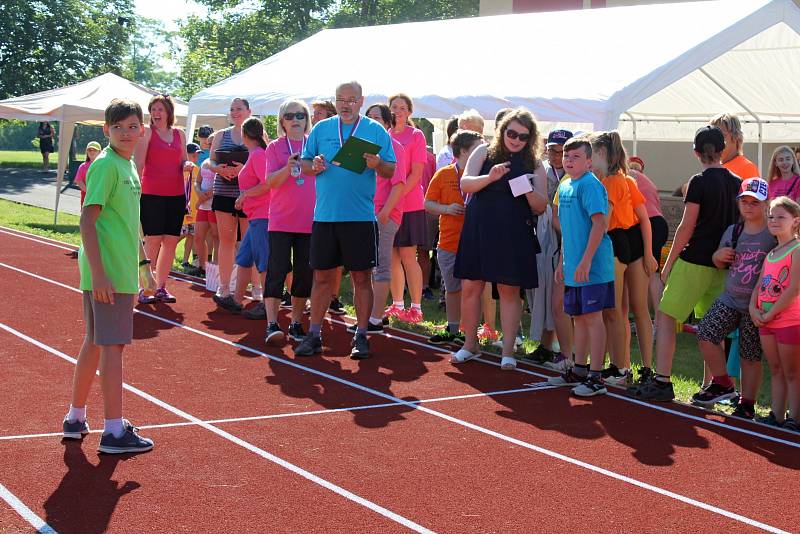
[547,129,573,146]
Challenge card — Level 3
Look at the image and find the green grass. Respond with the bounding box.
[0,149,85,169]
[0,198,774,413]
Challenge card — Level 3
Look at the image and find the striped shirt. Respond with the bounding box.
[213,129,247,198]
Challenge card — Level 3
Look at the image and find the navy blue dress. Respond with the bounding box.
[454,152,540,288]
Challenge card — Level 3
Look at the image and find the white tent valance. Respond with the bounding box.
[0,73,189,222]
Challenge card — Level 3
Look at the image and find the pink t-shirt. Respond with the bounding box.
[630,169,663,218]
[238,146,270,220]
[375,139,407,225]
[421,150,436,194]
[390,126,427,213]
[768,175,800,202]
[265,136,316,234]
[141,128,185,196]
[75,161,91,188]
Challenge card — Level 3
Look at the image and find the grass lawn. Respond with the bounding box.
[0,150,86,169]
[0,198,774,414]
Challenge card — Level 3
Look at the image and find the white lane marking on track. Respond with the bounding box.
[0,263,791,534]
[1,387,545,441]
[0,481,58,534]
[0,323,434,534]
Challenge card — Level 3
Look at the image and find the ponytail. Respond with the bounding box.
[591,131,628,175]
[242,117,267,149]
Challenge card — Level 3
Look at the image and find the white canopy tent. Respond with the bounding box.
[0,73,188,222]
[188,0,800,172]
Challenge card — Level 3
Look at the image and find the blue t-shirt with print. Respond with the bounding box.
[302,115,396,222]
[558,171,614,287]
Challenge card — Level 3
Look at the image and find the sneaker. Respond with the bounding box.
[294,333,322,357]
[782,418,799,432]
[601,363,621,380]
[547,368,586,387]
[251,286,264,302]
[691,382,737,407]
[756,411,784,427]
[428,329,464,345]
[281,291,292,309]
[545,353,572,372]
[422,287,435,301]
[98,422,153,454]
[213,293,242,313]
[155,286,176,303]
[138,289,156,305]
[328,297,346,316]
[346,322,385,335]
[631,378,675,402]
[398,307,423,324]
[287,322,306,342]
[62,418,90,440]
[625,367,654,395]
[350,333,370,359]
[731,403,755,420]
[603,367,632,388]
[265,322,285,345]
[477,324,499,342]
[572,375,607,397]
[450,348,480,364]
[184,265,204,277]
[384,304,405,319]
[500,356,517,371]
[242,301,266,320]
[525,345,555,364]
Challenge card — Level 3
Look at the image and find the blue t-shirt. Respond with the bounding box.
[558,172,614,287]
[302,115,396,222]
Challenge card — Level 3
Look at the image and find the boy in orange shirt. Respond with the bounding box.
[424,130,483,344]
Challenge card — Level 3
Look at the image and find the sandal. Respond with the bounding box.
[500,356,517,370]
[450,348,480,364]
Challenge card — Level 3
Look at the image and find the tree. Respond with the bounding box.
[0,0,135,99]
[120,17,180,94]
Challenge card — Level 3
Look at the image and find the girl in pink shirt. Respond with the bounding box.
[75,141,102,207]
[766,146,800,202]
[752,196,800,430]
[387,93,428,323]
[213,118,270,313]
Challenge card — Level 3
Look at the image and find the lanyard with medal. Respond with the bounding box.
[287,135,307,185]
[337,114,362,168]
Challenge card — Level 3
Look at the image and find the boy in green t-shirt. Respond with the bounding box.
[63,99,157,454]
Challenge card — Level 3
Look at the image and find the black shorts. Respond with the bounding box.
[650,215,669,266]
[608,225,645,265]
[212,195,246,218]
[265,232,313,299]
[310,221,377,272]
[394,210,428,247]
[140,194,186,237]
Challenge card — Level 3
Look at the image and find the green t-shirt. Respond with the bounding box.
[79,147,142,294]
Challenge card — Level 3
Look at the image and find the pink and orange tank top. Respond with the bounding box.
[758,240,800,328]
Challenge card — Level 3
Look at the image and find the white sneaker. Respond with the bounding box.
[451,348,480,364]
[500,356,517,370]
[603,369,632,387]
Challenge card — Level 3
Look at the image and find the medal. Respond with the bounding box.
[286,135,307,184]
[295,178,304,186]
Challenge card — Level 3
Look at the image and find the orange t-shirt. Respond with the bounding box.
[602,171,645,231]
[724,155,759,180]
[425,164,464,253]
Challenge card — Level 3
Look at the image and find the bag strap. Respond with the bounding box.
[730,220,745,250]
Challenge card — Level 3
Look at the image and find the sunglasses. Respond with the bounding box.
[283,112,307,121]
[505,129,531,142]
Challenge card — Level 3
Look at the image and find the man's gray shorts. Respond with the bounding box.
[437,248,461,293]
[83,291,135,346]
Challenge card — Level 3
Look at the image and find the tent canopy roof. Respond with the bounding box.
[188,0,800,142]
[0,72,188,125]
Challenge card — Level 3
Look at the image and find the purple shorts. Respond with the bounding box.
[759,325,800,345]
[564,281,615,317]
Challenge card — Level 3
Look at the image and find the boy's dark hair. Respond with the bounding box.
[446,116,459,139]
[241,117,267,149]
[105,98,143,125]
[450,130,483,159]
[563,138,592,158]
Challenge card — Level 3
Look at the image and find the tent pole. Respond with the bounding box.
[624,112,638,154]
[757,122,763,175]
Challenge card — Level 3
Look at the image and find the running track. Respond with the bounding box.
[0,226,798,533]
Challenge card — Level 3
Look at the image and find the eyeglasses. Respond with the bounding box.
[505,129,531,142]
[336,98,360,106]
[546,148,564,155]
[283,112,307,121]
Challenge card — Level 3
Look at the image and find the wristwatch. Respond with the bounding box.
[139,259,151,266]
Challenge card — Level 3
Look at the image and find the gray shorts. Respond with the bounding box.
[83,291,135,346]
[374,219,400,282]
[437,248,461,292]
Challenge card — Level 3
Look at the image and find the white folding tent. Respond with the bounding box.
[0,73,188,222]
[188,0,800,171]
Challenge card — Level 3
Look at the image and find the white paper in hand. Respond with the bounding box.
[508,174,533,197]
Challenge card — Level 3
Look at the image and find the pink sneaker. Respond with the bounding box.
[384,304,405,318]
[477,323,499,342]
[399,307,423,324]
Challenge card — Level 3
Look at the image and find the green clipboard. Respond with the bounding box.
[331,136,381,174]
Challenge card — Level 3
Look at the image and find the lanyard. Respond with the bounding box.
[338,115,362,148]
[285,135,306,157]
[454,162,469,204]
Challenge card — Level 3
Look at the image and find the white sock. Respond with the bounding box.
[411,303,422,311]
[104,418,125,438]
[66,405,86,422]
[369,317,383,326]
[392,301,405,309]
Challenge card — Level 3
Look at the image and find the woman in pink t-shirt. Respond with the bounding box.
[133,95,192,304]
[261,99,317,343]
[766,146,800,202]
[386,93,427,323]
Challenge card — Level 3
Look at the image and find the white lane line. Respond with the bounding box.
[0,228,75,252]
[1,387,545,442]
[0,323,433,534]
[0,481,58,534]
[0,264,790,533]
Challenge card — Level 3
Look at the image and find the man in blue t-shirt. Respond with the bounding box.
[297,81,396,359]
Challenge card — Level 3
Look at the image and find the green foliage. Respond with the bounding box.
[330,0,478,27]
[120,17,180,94]
[0,0,134,99]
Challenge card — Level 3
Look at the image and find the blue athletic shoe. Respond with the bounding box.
[98,421,153,454]
[62,418,90,440]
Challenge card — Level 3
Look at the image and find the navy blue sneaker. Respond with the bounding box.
[294,333,322,356]
[62,418,90,440]
[98,422,153,454]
